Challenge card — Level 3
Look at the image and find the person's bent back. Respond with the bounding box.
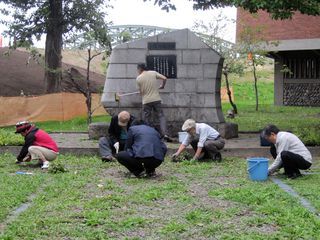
[15,121,59,169]
[116,120,167,178]
[262,124,312,179]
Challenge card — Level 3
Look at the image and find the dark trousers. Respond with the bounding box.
[116,151,163,176]
[270,145,311,175]
[142,101,167,137]
[190,138,225,159]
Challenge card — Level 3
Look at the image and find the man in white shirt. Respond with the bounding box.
[262,124,312,179]
[136,63,171,141]
[172,119,225,161]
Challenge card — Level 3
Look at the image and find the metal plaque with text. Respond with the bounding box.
[146,55,177,78]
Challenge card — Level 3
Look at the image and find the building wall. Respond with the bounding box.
[236,9,320,41]
[237,9,320,107]
[273,51,320,106]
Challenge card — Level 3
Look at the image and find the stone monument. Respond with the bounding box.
[101,29,238,138]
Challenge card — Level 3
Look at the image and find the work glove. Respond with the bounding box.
[171,152,179,162]
[113,142,120,154]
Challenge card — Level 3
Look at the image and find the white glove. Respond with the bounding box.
[113,142,120,153]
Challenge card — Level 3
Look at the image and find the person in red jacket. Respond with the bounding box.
[15,121,59,169]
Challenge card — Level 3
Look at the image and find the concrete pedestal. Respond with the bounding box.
[88,122,109,140]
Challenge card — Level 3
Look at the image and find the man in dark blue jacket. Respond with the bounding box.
[116,120,167,178]
[99,111,135,162]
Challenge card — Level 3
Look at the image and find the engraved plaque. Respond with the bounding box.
[146,55,177,78]
[148,42,176,50]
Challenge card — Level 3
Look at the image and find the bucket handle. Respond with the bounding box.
[247,161,260,173]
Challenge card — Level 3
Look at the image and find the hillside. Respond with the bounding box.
[0,48,106,97]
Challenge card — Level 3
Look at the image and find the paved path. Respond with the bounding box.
[270,176,319,218]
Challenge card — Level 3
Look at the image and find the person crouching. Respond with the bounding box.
[15,121,59,169]
[115,120,167,178]
[172,119,225,161]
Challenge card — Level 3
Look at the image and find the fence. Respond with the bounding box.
[0,93,106,127]
[0,87,233,127]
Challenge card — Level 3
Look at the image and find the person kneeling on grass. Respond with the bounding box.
[262,124,312,179]
[172,119,225,162]
[115,120,167,178]
[15,121,59,169]
[99,111,135,162]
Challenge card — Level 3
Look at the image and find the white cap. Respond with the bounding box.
[182,119,196,131]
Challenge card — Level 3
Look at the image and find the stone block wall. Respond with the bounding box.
[101,29,230,137]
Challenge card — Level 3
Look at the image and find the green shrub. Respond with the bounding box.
[293,127,320,146]
[0,129,24,146]
[48,162,68,174]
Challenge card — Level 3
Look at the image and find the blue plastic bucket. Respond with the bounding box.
[247,158,269,181]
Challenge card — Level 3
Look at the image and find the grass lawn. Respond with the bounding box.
[1,78,319,145]
[0,154,319,239]
[0,115,111,146]
[222,80,320,145]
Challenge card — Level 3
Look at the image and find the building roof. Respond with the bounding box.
[264,38,320,52]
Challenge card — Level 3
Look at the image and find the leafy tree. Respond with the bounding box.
[237,26,270,111]
[193,12,244,114]
[0,0,110,93]
[148,0,320,19]
[120,31,133,43]
[65,31,111,124]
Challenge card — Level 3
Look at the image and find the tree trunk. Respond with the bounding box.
[223,71,238,114]
[44,0,63,93]
[252,58,259,111]
[86,48,92,124]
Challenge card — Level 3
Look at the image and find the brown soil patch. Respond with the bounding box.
[0,47,105,96]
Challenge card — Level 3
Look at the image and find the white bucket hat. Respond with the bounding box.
[182,119,196,131]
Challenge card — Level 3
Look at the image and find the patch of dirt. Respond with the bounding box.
[0,47,105,97]
[78,163,280,238]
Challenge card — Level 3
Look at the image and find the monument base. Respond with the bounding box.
[215,122,238,139]
[88,122,109,140]
[166,121,238,139]
[88,121,238,141]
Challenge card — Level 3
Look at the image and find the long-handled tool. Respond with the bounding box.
[114,91,140,102]
[114,91,140,112]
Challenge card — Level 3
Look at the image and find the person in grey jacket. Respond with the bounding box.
[262,124,312,179]
[115,120,167,178]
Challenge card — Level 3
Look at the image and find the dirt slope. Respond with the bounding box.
[0,48,106,96]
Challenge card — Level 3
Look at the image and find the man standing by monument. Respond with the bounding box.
[136,63,170,141]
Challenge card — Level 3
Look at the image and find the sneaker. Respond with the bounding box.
[41,161,50,169]
[135,170,146,178]
[146,171,160,178]
[101,156,114,162]
[214,153,222,162]
[287,172,302,179]
[15,159,23,164]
